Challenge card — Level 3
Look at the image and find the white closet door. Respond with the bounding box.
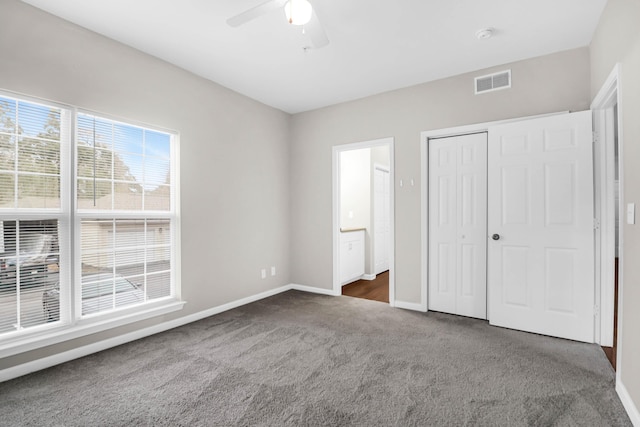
[429,133,487,319]
[487,111,595,343]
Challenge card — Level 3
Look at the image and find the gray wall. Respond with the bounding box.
[591,0,640,412]
[290,48,591,302]
[0,0,291,369]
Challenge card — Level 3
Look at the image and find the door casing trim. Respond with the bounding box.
[332,138,395,304]
[591,64,623,354]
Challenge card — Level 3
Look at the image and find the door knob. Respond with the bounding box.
[492,234,500,241]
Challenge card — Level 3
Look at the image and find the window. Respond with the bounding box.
[0,96,66,334]
[76,113,174,318]
[0,93,180,347]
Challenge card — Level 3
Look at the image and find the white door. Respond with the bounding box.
[374,167,390,274]
[487,111,595,343]
[429,133,487,319]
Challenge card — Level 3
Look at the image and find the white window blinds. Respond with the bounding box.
[0,93,177,338]
[0,95,66,333]
[76,114,171,211]
[76,114,174,318]
[79,218,172,316]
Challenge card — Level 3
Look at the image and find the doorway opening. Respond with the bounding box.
[333,138,394,305]
[592,65,623,370]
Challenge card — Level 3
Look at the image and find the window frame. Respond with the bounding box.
[0,92,183,359]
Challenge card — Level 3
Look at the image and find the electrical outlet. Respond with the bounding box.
[271,266,276,276]
[261,269,266,279]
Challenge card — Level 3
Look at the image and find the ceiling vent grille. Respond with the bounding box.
[475,70,511,94]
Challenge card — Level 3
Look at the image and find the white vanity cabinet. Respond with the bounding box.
[340,229,365,285]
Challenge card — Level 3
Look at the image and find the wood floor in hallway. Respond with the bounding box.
[342,270,389,303]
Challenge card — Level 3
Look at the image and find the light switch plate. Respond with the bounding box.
[627,203,635,225]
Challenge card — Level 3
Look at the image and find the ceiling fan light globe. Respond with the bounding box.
[284,0,312,26]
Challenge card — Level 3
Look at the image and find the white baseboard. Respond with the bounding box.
[178,285,293,324]
[290,283,340,296]
[617,379,640,426]
[0,285,293,383]
[394,300,427,312]
[361,274,376,281]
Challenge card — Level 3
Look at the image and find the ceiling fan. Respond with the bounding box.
[227,0,329,49]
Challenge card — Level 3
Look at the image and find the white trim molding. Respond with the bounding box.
[0,299,185,360]
[394,300,426,312]
[591,63,622,349]
[290,284,340,296]
[332,137,396,305]
[617,380,640,426]
[591,64,621,109]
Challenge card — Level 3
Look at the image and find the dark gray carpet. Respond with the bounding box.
[0,291,631,426]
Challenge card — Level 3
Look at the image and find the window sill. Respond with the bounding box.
[0,299,185,359]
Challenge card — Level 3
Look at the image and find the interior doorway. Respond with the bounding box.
[592,65,623,370]
[333,138,394,305]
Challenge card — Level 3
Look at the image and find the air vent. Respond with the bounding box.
[475,70,511,94]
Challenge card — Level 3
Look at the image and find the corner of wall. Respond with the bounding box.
[617,380,640,426]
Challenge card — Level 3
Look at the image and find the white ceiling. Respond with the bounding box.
[20,0,607,114]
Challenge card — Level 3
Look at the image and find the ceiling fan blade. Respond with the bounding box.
[305,10,329,49]
[226,0,287,27]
